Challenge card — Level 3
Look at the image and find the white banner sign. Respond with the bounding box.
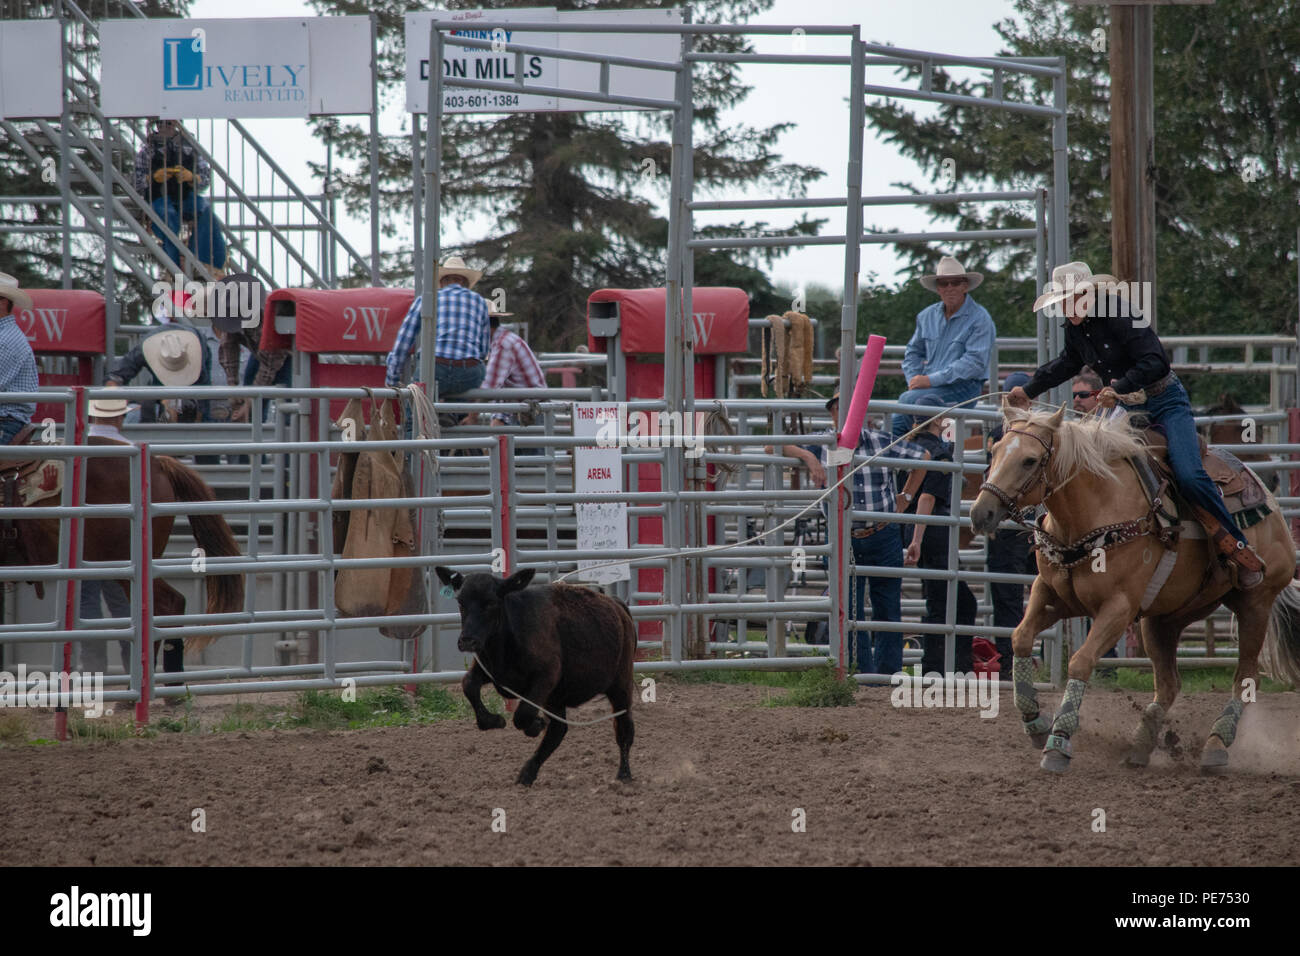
[406,7,681,114]
[0,20,63,119]
[100,17,372,118]
[572,402,630,585]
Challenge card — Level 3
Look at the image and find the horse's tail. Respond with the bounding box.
[1263,580,1300,687]
[157,455,245,625]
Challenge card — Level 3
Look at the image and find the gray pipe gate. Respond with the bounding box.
[4,20,1299,721]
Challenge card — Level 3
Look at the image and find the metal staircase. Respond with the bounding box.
[0,0,372,336]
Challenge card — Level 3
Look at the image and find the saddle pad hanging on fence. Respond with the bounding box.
[331,397,427,637]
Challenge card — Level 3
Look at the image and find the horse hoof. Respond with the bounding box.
[1200,742,1230,775]
[516,766,538,787]
[1040,750,1071,774]
[478,714,506,731]
[617,769,632,783]
[523,717,545,738]
[1122,750,1150,769]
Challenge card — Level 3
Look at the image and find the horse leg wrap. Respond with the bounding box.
[1049,677,1088,740]
[1013,655,1040,721]
[1043,733,1072,757]
[1133,701,1166,754]
[1210,698,1246,748]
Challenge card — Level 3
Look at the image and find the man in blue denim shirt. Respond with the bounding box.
[892,256,996,439]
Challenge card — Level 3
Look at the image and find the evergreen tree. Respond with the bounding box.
[860,0,1300,369]
[307,0,826,349]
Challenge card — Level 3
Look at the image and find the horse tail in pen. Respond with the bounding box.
[157,455,245,620]
[1263,580,1300,687]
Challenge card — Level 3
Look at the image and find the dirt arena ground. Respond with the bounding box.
[2,681,1298,866]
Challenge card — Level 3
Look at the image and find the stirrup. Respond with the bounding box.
[1227,542,1265,589]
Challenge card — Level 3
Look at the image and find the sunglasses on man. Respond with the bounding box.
[1072,389,1097,399]
[935,278,967,288]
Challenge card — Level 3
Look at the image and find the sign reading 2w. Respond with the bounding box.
[101,18,312,119]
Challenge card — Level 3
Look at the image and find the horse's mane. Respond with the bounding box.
[1006,407,1147,484]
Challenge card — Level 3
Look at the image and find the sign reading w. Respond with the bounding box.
[691,311,716,349]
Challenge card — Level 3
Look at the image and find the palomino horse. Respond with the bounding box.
[1201,392,1280,492]
[970,403,1300,774]
[1,437,244,652]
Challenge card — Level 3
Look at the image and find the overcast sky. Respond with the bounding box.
[189,0,1022,292]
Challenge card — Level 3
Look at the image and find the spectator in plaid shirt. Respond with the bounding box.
[385,256,491,399]
[776,388,929,675]
[475,307,545,422]
[0,273,38,445]
[133,118,226,276]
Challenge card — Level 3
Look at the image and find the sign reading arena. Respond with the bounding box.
[406,7,681,114]
[100,18,372,118]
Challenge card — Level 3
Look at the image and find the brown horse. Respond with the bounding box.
[1,437,244,649]
[971,404,1300,774]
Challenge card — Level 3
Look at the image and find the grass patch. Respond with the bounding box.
[0,712,31,743]
[1090,665,1290,695]
[287,684,471,731]
[765,664,858,708]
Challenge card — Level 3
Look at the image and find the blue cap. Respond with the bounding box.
[912,392,946,426]
[1002,371,1031,391]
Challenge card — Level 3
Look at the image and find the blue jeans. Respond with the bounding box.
[848,524,905,675]
[79,580,133,674]
[0,417,26,444]
[891,379,982,439]
[151,194,226,270]
[433,360,485,399]
[1124,377,1245,545]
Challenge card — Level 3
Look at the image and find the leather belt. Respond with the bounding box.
[851,522,888,539]
[435,357,483,368]
[1144,371,1177,397]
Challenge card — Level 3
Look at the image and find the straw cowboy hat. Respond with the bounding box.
[88,396,134,417]
[488,304,514,320]
[1032,261,1119,313]
[919,256,983,293]
[436,255,483,288]
[0,272,33,311]
[141,328,203,386]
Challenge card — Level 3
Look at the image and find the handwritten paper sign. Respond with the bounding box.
[572,402,629,584]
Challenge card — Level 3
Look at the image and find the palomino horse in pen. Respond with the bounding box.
[0,435,244,654]
[970,402,1300,774]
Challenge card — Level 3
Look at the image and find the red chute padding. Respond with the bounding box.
[586,287,749,355]
[14,290,106,354]
[260,288,416,353]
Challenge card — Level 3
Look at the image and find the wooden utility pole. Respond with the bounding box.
[1073,1,1215,332]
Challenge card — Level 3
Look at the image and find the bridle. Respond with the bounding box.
[979,426,1056,530]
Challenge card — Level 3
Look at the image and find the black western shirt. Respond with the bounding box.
[1022,295,1171,399]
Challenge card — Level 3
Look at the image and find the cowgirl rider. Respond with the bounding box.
[1007,261,1266,590]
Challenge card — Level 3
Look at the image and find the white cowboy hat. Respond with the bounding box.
[141,328,203,386]
[435,255,483,289]
[0,272,33,311]
[918,255,983,293]
[88,397,132,417]
[1032,261,1119,313]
